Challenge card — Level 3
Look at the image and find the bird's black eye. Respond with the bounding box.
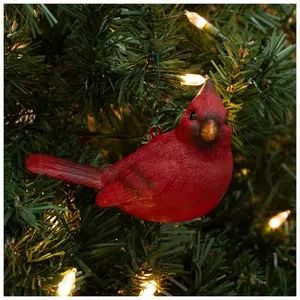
[190,111,197,120]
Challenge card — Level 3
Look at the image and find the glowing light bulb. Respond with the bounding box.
[241,168,250,176]
[268,210,291,229]
[139,280,157,296]
[180,74,206,86]
[185,10,208,29]
[57,268,77,296]
[185,10,226,41]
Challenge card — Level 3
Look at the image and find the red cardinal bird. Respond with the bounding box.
[26,79,233,223]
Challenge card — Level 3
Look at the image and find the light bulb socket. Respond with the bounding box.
[202,23,227,41]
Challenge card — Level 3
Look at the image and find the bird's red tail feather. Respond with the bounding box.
[25,154,103,190]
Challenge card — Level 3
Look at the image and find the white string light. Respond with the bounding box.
[185,10,226,41]
[57,268,77,297]
[180,74,206,86]
[185,11,208,30]
[268,210,291,229]
[139,280,157,296]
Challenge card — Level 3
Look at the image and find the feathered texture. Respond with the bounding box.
[26,154,103,190]
[26,79,233,223]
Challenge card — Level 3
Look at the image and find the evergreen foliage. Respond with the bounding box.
[4,4,296,296]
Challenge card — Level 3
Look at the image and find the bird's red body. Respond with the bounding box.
[26,80,233,223]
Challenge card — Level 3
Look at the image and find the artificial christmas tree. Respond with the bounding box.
[4,4,296,296]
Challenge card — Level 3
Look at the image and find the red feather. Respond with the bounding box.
[25,154,102,190]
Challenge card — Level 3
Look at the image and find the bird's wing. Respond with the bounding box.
[96,135,182,208]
